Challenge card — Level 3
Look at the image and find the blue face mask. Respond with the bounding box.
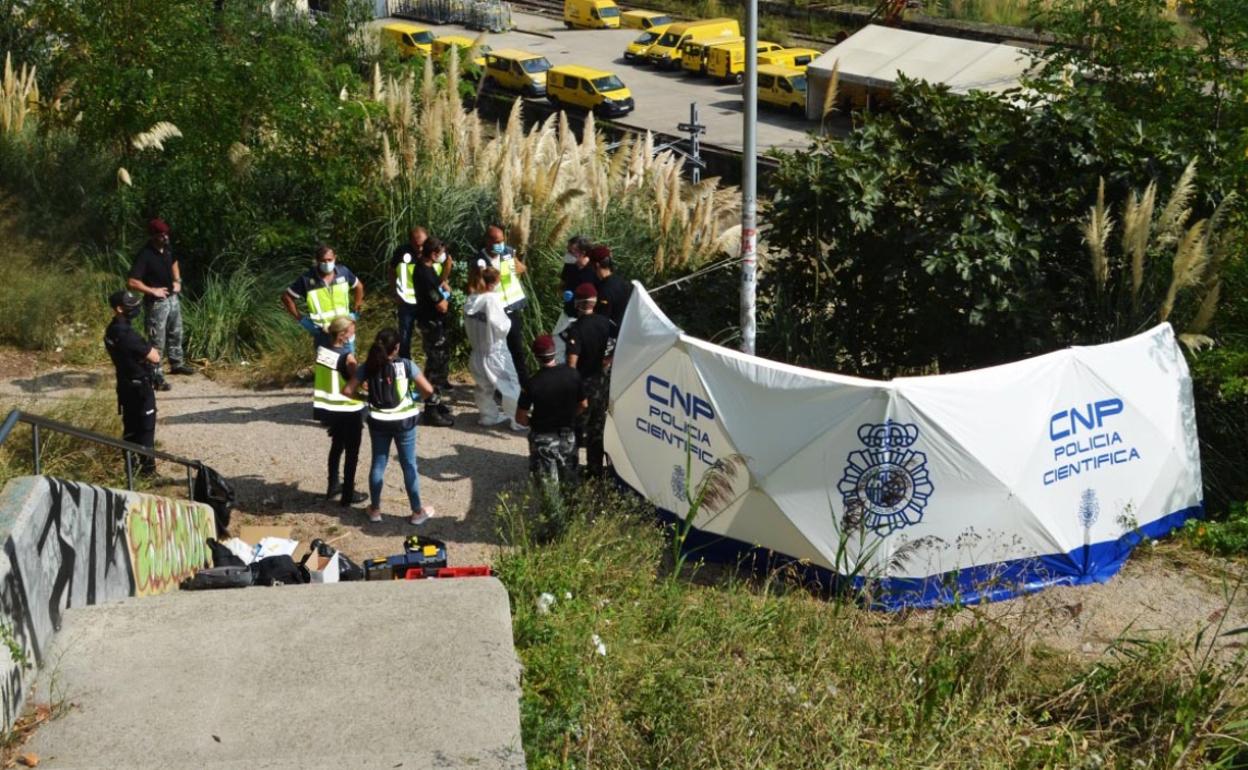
[491,243,505,255]
[318,260,335,275]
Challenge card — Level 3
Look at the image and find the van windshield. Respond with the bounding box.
[635,31,659,44]
[649,14,672,25]
[521,57,551,74]
[791,74,807,91]
[656,32,680,47]
[412,30,435,44]
[599,5,620,16]
[592,75,625,92]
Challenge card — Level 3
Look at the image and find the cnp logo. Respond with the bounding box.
[1049,398,1123,441]
[645,375,714,422]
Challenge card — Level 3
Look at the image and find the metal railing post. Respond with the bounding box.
[31,424,41,475]
[186,465,195,500]
[124,451,134,491]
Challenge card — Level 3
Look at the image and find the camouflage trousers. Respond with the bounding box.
[418,318,450,386]
[576,374,609,477]
[529,428,578,487]
[144,295,185,380]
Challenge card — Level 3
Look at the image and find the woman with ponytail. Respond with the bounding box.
[344,328,437,524]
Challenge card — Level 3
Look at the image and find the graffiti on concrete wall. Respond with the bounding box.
[0,477,214,729]
[125,494,214,598]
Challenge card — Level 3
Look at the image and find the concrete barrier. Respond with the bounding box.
[0,476,215,730]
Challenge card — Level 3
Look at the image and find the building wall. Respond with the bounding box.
[0,477,214,729]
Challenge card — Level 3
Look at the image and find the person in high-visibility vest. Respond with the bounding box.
[393,226,456,359]
[282,244,365,353]
[475,225,530,388]
[343,328,438,525]
[313,315,368,507]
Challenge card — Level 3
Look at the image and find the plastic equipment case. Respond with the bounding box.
[364,535,449,580]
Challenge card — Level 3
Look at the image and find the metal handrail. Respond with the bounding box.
[0,409,201,499]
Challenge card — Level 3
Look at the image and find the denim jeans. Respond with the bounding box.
[368,425,421,512]
[396,302,419,360]
[144,295,185,380]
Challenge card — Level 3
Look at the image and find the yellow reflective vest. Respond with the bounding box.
[313,346,364,414]
[304,273,352,326]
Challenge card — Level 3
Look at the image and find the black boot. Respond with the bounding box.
[326,480,342,500]
[341,490,367,506]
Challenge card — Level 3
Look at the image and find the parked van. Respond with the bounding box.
[432,35,491,68]
[483,49,553,97]
[564,0,621,29]
[757,64,806,115]
[645,18,739,69]
[757,47,821,72]
[705,39,782,82]
[620,9,672,29]
[546,65,635,117]
[681,36,741,75]
[380,22,436,58]
[624,25,669,62]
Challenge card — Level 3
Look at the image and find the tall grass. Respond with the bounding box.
[179,266,307,363]
[495,487,1248,768]
[0,393,125,491]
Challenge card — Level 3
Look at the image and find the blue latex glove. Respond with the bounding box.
[563,290,574,303]
[298,316,320,335]
[348,312,360,322]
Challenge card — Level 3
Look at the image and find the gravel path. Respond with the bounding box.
[1,357,1246,656]
[0,363,529,569]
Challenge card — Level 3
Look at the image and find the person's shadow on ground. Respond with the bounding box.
[9,370,103,393]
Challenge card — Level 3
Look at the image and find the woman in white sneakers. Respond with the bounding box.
[344,328,437,525]
[464,265,524,431]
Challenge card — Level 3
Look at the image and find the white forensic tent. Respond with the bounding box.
[805,25,1035,119]
[605,285,1203,608]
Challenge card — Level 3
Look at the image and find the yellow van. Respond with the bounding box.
[620,9,672,29]
[645,18,740,69]
[681,36,741,75]
[564,0,621,29]
[706,39,783,83]
[432,35,491,68]
[757,47,821,72]
[546,65,635,118]
[758,64,806,115]
[483,49,553,97]
[380,22,436,58]
[624,25,669,62]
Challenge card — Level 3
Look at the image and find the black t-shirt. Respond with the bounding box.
[560,262,598,317]
[104,318,154,382]
[128,245,177,292]
[414,262,447,322]
[595,274,632,332]
[518,365,584,433]
[565,313,616,379]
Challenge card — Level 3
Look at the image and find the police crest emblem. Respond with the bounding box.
[837,421,934,535]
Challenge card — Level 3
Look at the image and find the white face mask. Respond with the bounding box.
[435,253,446,264]
[563,251,578,265]
[318,260,335,275]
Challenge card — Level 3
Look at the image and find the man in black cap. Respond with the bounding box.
[590,246,633,334]
[564,283,616,479]
[104,290,161,476]
[516,334,585,487]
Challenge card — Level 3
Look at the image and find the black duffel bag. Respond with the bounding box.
[193,462,236,537]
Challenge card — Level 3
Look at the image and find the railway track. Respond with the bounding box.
[504,0,1050,50]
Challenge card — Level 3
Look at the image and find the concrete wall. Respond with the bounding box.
[0,476,214,730]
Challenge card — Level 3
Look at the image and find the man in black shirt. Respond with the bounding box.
[564,283,616,479]
[104,290,162,476]
[516,335,586,487]
[127,218,192,391]
[591,247,633,335]
[414,240,456,428]
[553,235,595,362]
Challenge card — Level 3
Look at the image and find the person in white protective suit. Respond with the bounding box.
[464,265,524,430]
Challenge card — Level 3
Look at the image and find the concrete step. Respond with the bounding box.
[27,579,525,769]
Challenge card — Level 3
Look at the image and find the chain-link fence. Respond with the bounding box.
[388,0,513,32]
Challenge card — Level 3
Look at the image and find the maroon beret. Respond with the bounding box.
[574,282,597,300]
[531,334,556,357]
[148,218,170,235]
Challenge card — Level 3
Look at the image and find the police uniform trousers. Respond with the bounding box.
[529,428,578,486]
[577,374,610,478]
[418,317,451,387]
[118,378,157,474]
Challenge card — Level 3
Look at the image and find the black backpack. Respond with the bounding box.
[250,555,310,586]
[180,566,253,591]
[193,463,236,537]
[208,538,246,568]
[367,362,403,411]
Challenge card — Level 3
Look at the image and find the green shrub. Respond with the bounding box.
[1183,503,1248,557]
